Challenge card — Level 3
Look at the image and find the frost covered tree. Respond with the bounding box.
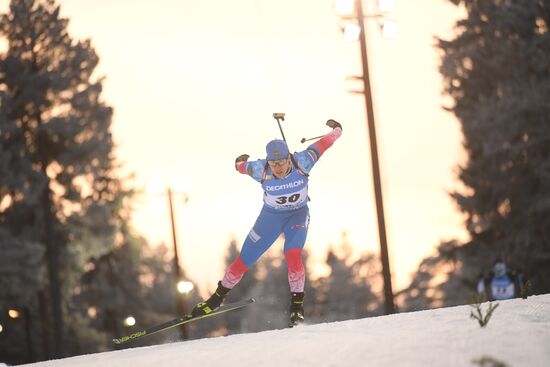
[403,0,550,309]
[314,232,382,322]
[74,222,188,349]
[398,240,481,310]
[0,0,122,359]
[439,0,550,294]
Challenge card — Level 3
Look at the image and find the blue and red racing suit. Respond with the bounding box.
[221,127,342,293]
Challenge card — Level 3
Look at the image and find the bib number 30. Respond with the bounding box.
[275,194,300,205]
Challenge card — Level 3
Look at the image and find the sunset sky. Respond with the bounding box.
[3,0,469,294]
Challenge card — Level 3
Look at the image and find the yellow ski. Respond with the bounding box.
[113,298,255,345]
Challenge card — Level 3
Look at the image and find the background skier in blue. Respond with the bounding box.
[192,119,343,326]
[477,259,525,301]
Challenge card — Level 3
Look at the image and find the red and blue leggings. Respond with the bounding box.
[221,205,309,293]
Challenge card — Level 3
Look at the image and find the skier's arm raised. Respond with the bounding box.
[294,119,343,173]
[235,154,249,173]
[235,154,266,182]
[307,119,342,160]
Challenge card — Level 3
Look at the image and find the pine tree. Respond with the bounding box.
[0,0,122,358]
[401,1,550,309]
[75,221,208,348]
[398,240,480,311]
[315,232,382,322]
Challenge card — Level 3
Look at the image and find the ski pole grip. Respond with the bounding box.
[273,112,285,121]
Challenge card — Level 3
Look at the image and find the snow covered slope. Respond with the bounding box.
[23,294,550,367]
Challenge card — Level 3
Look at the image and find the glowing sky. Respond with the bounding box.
[2,0,469,294]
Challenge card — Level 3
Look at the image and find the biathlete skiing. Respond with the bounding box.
[191,117,343,327]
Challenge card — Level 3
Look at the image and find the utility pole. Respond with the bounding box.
[355,0,395,314]
[167,187,188,338]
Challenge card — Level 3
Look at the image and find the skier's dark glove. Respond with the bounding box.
[235,154,249,170]
[326,119,342,131]
[235,154,249,164]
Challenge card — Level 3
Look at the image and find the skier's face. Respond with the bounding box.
[493,262,506,277]
[268,157,291,178]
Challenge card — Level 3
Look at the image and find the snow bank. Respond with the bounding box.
[23,294,550,367]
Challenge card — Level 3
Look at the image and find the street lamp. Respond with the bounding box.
[8,309,20,319]
[177,280,194,295]
[123,316,136,327]
[148,177,191,339]
[337,0,396,314]
[8,307,33,362]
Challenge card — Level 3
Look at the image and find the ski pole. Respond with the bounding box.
[300,120,340,143]
[300,135,324,144]
[272,112,287,142]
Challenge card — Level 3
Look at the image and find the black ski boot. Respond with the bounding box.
[289,292,305,327]
[191,281,231,316]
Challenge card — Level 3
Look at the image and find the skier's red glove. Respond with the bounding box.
[235,154,249,171]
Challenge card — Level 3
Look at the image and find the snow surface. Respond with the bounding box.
[21,294,550,367]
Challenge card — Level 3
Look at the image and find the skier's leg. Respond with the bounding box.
[237,208,283,268]
[285,248,305,326]
[285,248,305,292]
[283,208,309,291]
[283,208,309,325]
[221,255,248,289]
[192,209,282,316]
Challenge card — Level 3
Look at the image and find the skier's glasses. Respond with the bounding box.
[267,158,289,168]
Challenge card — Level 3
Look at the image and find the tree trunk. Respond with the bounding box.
[38,289,51,360]
[41,182,64,358]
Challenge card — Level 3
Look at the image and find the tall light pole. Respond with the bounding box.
[339,0,396,314]
[166,187,189,339]
[148,178,192,338]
